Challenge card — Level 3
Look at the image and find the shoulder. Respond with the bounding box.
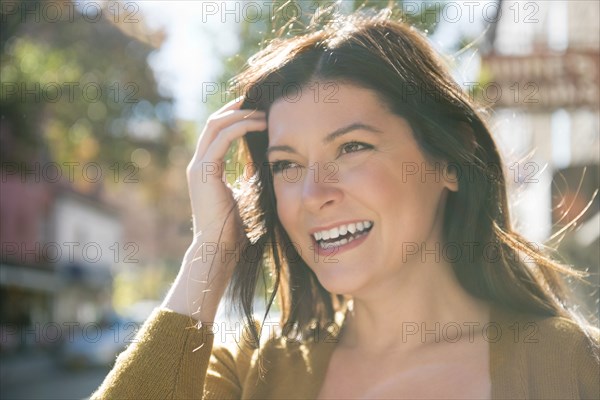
[491,304,598,343]
[492,306,599,359]
[210,325,336,380]
[491,305,599,399]
[534,312,600,341]
[206,324,307,381]
[208,328,260,384]
[532,313,600,399]
[508,309,598,355]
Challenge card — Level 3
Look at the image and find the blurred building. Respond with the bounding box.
[0,168,121,352]
[1,1,176,356]
[51,188,121,325]
[0,173,55,351]
[480,0,599,315]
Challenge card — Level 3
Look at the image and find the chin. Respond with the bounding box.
[313,271,365,297]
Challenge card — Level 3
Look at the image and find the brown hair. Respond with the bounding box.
[221,9,598,354]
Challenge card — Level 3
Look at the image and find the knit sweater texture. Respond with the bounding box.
[90,304,599,399]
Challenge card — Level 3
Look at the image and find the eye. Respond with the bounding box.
[339,141,372,155]
[270,160,301,174]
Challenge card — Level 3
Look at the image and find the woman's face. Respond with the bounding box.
[266,83,457,296]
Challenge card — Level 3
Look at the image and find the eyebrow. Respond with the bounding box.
[265,122,382,158]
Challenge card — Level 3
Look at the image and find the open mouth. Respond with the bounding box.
[312,220,374,250]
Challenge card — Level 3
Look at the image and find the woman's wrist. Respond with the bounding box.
[160,240,233,323]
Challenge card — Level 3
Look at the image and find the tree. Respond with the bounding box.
[1,1,195,308]
[1,0,178,183]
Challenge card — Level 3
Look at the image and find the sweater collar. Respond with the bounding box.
[243,303,526,399]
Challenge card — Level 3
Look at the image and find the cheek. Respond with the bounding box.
[343,161,401,207]
[348,161,442,228]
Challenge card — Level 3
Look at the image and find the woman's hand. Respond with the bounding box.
[187,97,266,244]
[162,97,266,322]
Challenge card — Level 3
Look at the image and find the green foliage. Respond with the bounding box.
[212,1,445,111]
[1,0,176,173]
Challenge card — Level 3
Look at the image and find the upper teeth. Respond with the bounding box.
[313,221,372,241]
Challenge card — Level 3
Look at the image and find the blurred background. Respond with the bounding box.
[0,1,598,399]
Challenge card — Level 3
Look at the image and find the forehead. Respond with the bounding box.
[267,83,390,142]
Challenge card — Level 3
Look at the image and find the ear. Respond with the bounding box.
[442,162,459,192]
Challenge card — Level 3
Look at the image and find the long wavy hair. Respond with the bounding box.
[220,9,598,354]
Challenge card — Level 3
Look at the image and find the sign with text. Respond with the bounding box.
[479,51,599,109]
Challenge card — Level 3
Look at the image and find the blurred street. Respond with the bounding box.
[0,353,109,400]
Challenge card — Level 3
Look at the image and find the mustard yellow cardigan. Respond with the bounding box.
[91,304,599,399]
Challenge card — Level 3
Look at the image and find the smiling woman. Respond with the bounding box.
[91,7,599,400]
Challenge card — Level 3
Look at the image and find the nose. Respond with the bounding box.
[301,165,343,213]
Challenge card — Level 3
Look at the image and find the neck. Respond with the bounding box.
[339,259,491,357]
